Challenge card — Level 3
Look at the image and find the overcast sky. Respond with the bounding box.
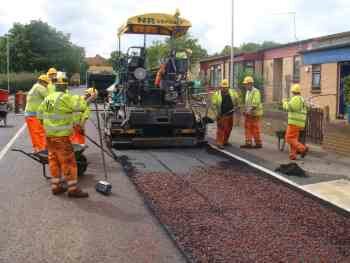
[1,0,350,57]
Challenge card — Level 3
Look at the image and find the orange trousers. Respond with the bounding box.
[285,124,306,160]
[70,125,85,145]
[25,116,46,152]
[47,137,78,190]
[244,115,262,146]
[216,115,233,146]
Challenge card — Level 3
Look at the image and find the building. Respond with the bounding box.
[200,31,350,120]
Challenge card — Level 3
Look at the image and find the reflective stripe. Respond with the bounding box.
[45,124,73,132]
[24,112,37,117]
[67,180,78,186]
[43,113,72,120]
[51,178,60,184]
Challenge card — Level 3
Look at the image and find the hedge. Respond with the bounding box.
[0,72,41,94]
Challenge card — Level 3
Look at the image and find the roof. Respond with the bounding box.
[200,30,350,63]
[118,12,191,37]
[85,55,110,67]
[300,42,350,54]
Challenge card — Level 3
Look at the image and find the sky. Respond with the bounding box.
[1,0,350,58]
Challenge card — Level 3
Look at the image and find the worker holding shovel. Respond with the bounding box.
[211,79,240,149]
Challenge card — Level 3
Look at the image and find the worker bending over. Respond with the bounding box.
[241,76,263,149]
[38,77,89,198]
[24,75,50,152]
[69,88,97,145]
[212,79,239,149]
[283,84,308,160]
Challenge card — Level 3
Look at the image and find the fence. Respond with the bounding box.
[305,107,324,144]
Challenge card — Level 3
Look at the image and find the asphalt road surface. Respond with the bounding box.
[0,94,185,263]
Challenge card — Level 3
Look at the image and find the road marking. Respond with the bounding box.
[0,123,27,161]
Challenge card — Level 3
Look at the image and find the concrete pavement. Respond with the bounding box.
[0,113,185,263]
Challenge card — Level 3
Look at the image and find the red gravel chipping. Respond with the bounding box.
[126,158,350,263]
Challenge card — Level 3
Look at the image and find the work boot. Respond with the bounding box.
[68,188,89,198]
[240,144,253,149]
[301,146,309,158]
[52,186,67,195]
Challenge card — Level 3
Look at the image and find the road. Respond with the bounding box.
[0,93,185,263]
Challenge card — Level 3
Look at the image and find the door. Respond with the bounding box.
[339,62,350,117]
[273,58,283,102]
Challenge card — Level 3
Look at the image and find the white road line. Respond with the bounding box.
[0,123,27,161]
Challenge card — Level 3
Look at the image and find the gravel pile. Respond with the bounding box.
[126,159,350,262]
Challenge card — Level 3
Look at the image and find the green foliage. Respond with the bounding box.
[344,75,350,105]
[145,34,207,69]
[0,72,40,93]
[0,20,85,75]
[219,41,280,55]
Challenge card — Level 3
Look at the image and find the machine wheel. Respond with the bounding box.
[76,153,88,177]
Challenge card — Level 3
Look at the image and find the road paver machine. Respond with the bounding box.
[104,11,208,147]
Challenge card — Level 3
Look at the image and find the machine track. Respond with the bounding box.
[112,146,350,262]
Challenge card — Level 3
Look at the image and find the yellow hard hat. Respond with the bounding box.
[85,87,98,96]
[47,68,57,75]
[221,79,229,88]
[38,74,49,83]
[291,84,301,93]
[242,76,254,84]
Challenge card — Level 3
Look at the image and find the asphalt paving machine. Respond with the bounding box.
[104,11,208,148]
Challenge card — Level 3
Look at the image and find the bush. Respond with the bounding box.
[0,72,40,93]
[344,75,350,105]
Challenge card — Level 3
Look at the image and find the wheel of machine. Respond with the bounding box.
[76,153,88,177]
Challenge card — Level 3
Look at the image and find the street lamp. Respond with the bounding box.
[6,35,10,93]
[230,0,235,89]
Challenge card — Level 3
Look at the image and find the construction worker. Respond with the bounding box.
[154,63,166,88]
[212,79,240,149]
[69,88,97,145]
[24,74,50,152]
[38,77,89,198]
[283,84,308,160]
[47,67,58,94]
[240,76,263,149]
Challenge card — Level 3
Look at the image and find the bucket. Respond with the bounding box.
[0,89,9,103]
[15,91,27,113]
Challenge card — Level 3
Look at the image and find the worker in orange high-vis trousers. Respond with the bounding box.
[283,84,309,160]
[38,77,92,198]
[24,74,50,152]
[69,88,97,145]
[212,79,240,149]
[240,76,263,149]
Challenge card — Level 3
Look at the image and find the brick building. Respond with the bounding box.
[200,31,350,120]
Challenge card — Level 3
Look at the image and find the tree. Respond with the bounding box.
[145,34,208,69]
[0,20,85,74]
[220,45,240,56]
[217,41,281,56]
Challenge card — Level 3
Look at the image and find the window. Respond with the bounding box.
[244,61,255,75]
[293,56,301,82]
[210,65,222,87]
[312,64,321,91]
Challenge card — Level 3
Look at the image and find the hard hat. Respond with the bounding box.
[221,79,229,88]
[56,77,68,85]
[38,74,49,83]
[85,87,98,96]
[47,68,57,75]
[242,76,254,84]
[291,84,301,93]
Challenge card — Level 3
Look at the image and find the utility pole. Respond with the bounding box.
[6,35,10,93]
[230,0,235,89]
